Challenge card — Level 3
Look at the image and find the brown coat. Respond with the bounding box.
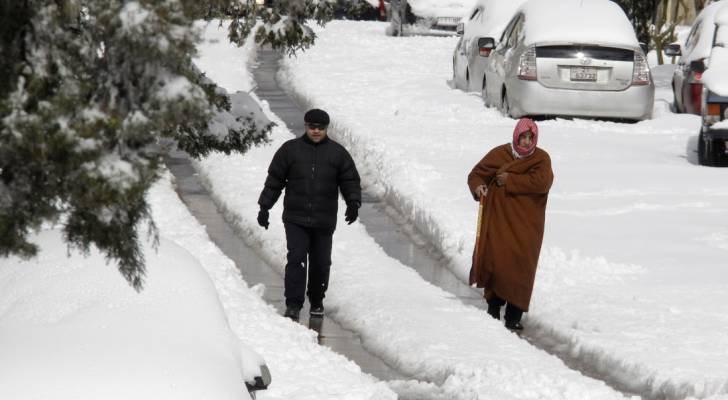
[467,144,553,311]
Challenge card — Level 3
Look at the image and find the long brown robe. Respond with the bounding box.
[467,143,553,311]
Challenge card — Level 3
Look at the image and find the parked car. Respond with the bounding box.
[333,0,386,21]
[696,6,728,166]
[482,0,654,121]
[666,0,728,115]
[386,0,474,36]
[452,0,527,92]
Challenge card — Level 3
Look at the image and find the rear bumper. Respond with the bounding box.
[508,79,654,120]
[703,126,728,139]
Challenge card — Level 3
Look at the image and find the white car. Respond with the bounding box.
[452,0,528,92]
[483,0,654,121]
[387,0,474,36]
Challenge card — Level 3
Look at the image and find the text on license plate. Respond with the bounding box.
[570,67,597,81]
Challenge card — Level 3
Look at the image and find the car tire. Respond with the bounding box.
[672,81,681,113]
[698,132,708,166]
[465,69,470,92]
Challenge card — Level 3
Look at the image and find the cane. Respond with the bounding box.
[473,194,486,266]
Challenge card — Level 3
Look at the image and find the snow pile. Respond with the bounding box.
[277,20,728,400]
[0,224,252,400]
[521,0,638,47]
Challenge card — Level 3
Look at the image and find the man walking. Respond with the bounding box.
[257,109,361,322]
[467,118,553,331]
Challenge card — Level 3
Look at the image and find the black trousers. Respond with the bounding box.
[283,222,334,309]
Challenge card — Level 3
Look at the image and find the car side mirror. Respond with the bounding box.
[456,22,464,36]
[477,37,496,57]
[664,43,682,57]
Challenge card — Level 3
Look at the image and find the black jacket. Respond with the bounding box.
[258,135,361,229]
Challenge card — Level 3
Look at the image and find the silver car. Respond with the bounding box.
[483,0,654,121]
[452,0,527,92]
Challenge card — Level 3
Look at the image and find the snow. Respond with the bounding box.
[681,1,728,63]
[521,0,638,47]
[703,47,728,96]
[0,216,254,400]
[464,0,528,41]
[407,0,475,19]
[119,2,150,32]
[275,20,728,399]
[190,19,640,400]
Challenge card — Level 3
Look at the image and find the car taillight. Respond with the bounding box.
[691,83,704,114]
[707,103,721,116]
[704,103,722,125]
[518,46,537,81]
[632,51,650,86]
[479,47,492,57]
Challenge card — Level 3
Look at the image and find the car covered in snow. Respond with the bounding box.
[696,5,728,166]
[452,0,528,92]
[482,0,654,121]
[666,1,728,116]
[386,0,474,36]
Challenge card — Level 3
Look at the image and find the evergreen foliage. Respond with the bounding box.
[612,0,659,47]
[0,0,332,289]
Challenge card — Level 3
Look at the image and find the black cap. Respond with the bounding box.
[304,109,330,125]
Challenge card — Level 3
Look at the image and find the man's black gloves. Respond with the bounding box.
[257,208,269,229]
[345,201,360,225]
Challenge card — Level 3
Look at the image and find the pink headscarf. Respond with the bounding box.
[512,118,538,157]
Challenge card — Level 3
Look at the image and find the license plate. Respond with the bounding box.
[570,67,597,82]
[437,17,460,26]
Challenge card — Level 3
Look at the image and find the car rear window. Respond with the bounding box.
[536,45,634,61]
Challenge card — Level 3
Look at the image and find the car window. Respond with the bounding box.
[685,19,703,53]
[508,16,524,48]
[500,14,520,46]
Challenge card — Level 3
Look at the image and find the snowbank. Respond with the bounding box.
[277,20,728,400]
[521,0,638,47]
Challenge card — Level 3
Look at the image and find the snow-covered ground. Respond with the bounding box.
[273,21,728,400]
[0,171,395,400]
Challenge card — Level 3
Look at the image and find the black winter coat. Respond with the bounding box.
[258,135,361,230]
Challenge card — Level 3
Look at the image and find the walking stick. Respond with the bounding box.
[473,194,486,266]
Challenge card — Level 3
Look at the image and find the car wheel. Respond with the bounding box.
[698,132,707,165]
[709,137,728,167]
[500,90,511,118]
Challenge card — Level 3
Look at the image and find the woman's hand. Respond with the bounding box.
[475,185,488,199]
[496,172,509,186]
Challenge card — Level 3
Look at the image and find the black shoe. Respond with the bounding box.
[284,306,301,322]
[487,305,501,320]
[309,305,324,318]
[505,320,524,332]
